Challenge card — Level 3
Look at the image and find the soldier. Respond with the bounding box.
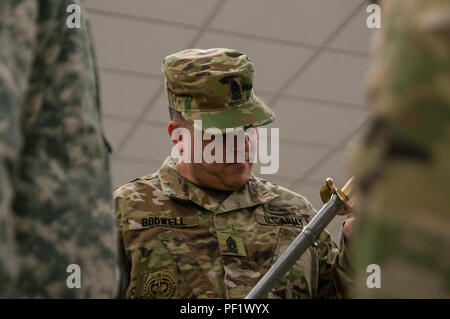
[0,0,119,297]
[114,48,355,299]
[351,0,450,298]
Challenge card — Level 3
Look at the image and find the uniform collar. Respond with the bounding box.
[158,156,279,214]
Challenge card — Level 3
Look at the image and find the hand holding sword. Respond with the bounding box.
[246,176,356,299]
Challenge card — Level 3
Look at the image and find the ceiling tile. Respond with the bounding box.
[100,70,161,119]
[307,148,355,185]
[195,31,315,93]
[111,159,161,188]
[145,91,171,124]
[346,121,369,147]
[254,91,273,105]
[210,0,362,45]
[272,96,369,146]
[255,141,329,180]
[119,123,173,161]
[328,6,379,54]
[284,51,370,105]
[84,0,219,26]
[103,117,133,150]
[88,12,195,74]
[290,182,323,210]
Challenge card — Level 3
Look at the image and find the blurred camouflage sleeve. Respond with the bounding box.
[351,0,450,298]
[315,221,354,299]
[290,198,354,299]
[0,0,39,294]
[1,0,120,298]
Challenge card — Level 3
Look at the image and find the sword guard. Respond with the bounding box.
[319,177,355,215]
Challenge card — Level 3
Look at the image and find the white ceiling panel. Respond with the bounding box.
[99,70,161,118]
[88,12,196,74]
[111,159,162,188]
[328,6,378,54]
[272,96,369,146]
[254,91,273,106]
[210,0,362,45]
[346,121,369,147]
[145,91,171,124]
[119,123,173,161]
[256,142,330,180]
[195,31,315,93]
[84,0,219,26]
[308,148,355,185]
[284,51,370,105]
[290,181,323,210]
[103,117,134,150]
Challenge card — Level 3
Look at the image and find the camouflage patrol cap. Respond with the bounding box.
[162,48,275,131]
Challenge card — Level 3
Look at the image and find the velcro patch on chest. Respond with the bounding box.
[127,216,198,230]
[256,214,307,228]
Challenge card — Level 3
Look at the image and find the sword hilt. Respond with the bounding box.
[320,176,355,215]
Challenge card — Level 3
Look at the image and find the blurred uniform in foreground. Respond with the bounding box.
[114,48,354,299]
[351,0,450,298]
[0,0,119,297]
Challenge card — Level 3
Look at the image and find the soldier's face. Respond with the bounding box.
[170,122,257,191]
[199,128,256,190]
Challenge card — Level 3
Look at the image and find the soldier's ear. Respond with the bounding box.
[168,121,194,156]
[168,121,181,145]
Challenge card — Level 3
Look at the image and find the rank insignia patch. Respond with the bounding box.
[219,75,245,104]
[217,232,247,257]
[226,236,238,254]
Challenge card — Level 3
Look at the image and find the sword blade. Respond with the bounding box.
[245,193,345,299]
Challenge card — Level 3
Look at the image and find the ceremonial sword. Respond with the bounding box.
[245,177,355,299]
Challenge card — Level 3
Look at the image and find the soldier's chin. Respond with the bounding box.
[223,162,252,188]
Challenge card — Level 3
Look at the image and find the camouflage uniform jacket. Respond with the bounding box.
[114,157,352,299]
